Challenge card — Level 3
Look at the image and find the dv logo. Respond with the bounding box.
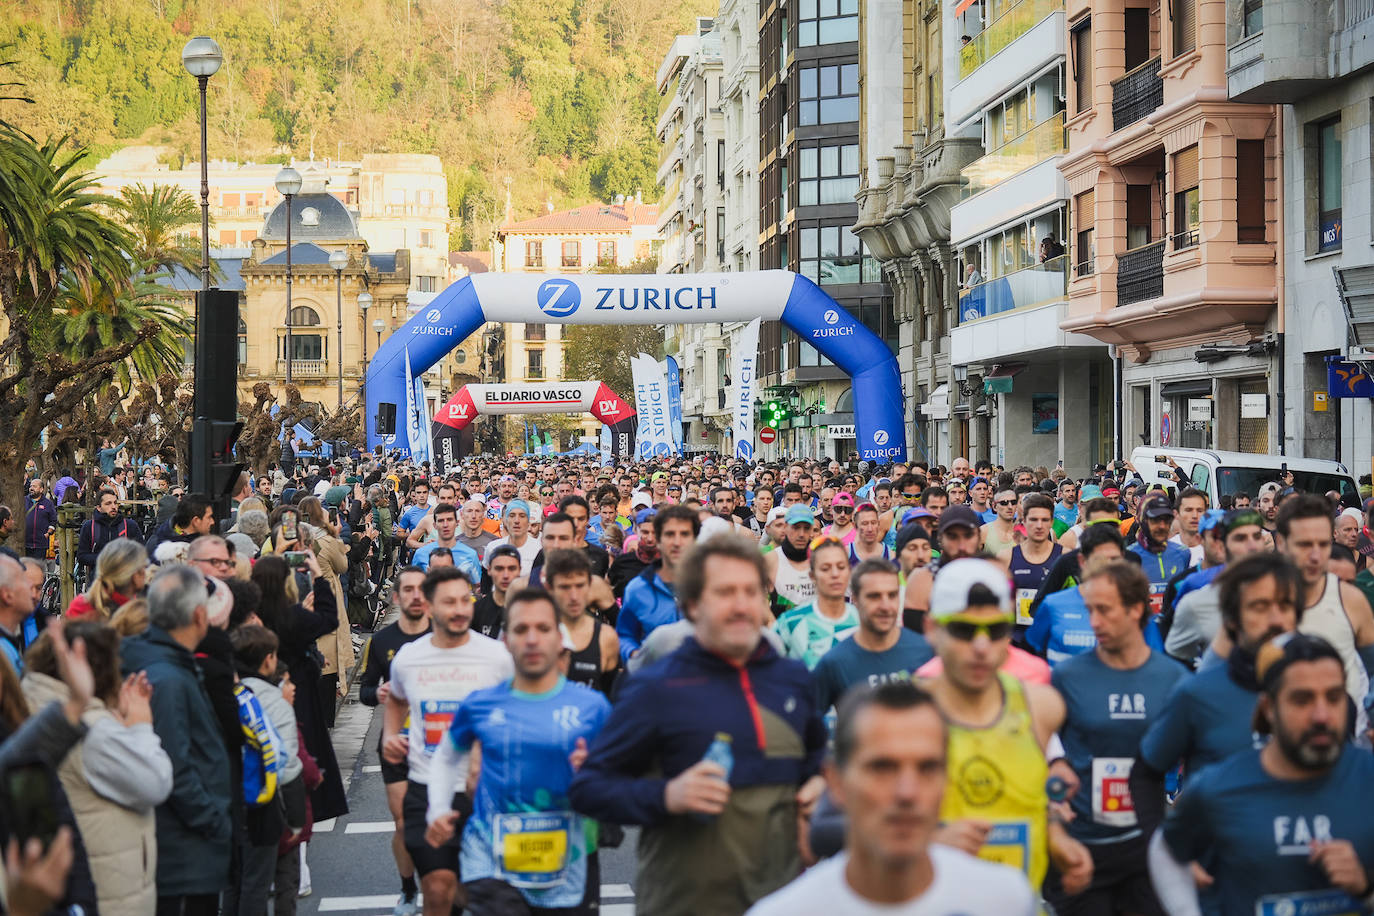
[823,309,840,325]
[537,279,581,317]
[448,404,470,419]
[873,430,889,446]
[425,308,442,323]
[597,399,622,417]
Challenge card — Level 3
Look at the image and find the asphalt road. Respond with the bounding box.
[294,644,639,916]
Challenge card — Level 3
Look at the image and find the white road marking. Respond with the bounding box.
[601,883,635,898]
[361,764,381,773]
[343,820,398,834]
[312,818,336,833]
[316,894,408,911]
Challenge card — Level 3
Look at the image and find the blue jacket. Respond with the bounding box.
[121,626,233,896]
[1128,540,1193,598]
[23,495,57,556]
[616,562,679,661]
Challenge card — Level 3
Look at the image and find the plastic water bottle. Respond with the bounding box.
[693,733,733,823]
[1046,776,1070,803]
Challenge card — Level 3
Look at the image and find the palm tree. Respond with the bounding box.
[118,182,208,278]
[54,269,194,390]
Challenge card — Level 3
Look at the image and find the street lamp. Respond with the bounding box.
[274,166,302,383]
[359,292,374,420]
[329,249,347,408]
[181,36,222,293]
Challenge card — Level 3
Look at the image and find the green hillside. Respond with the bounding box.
[0,0,712,247]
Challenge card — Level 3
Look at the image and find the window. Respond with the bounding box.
[561,240,580,268]
[1127,185,1152,248]
[1236,140,1266,243]
[1318,118,1342,252]
[717,139,726,189]
[219,230,236,245]
[222,193,240,208]
[798,224,881,285]
[1075,189,1095,276]
[246,193,262,208]
[290,334,322,361]
[1071,19,1093,114]
[1173,0,1195,56]
[1124,9,1150,70]
[418,189,433,206]
[1172,146,1200,250]
[597,240,616,265]
[1243,0,1262,34]
[237,318,247,365]
[527,348,543,379]
[419,230,433,248]
[796,0,858,47]
[798,143,859,206]
[798,64,859,126]
[525,323,546,341]
[525,240,543,268]
[417,276,438,293]
[241,229,257,244]
[289,306,321,327]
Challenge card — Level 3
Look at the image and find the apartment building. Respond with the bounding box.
[757,0,896,459]
[1227,0,1374,463]
[1057,0,1279,455]
[720,0,762,274]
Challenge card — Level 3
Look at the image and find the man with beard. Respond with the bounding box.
[358,566,432,915]
[608,508,658,598]
[900,506,984,623]
[1164,509,1268,666]
[765,505,818,618]
[1130,553,1306,855]
[1149,632,1374,916]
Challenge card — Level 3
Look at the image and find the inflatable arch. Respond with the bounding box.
[367,271,907,462]
[431,381,636,470]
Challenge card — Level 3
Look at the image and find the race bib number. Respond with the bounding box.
[979,821,1031,875]
[495,811,573,889]
[1254,887,1360,916]
[1016,589,1036,627]
[1148,585,1165,616]
[1091,757,1136,827]
[419,699,461,751]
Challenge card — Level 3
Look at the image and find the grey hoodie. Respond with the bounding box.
[242,676,302,783]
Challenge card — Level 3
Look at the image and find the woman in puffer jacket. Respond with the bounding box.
[20,620,173,916]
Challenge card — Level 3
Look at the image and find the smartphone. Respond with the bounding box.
[3,763,60,850]
[285,550,308,569]
[281,510,298,542]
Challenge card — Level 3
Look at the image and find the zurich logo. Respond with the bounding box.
[873,430,889,446]
[823,309,840,325]
[425,308,442,323]
[537,279,581,317]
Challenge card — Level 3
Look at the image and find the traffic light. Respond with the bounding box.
[190,418,245,525]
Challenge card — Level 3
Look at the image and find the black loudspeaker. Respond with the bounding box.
[194,289,240,421]
[376,402,397,435]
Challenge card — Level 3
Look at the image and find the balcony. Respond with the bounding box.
[276,359,328,377]
[960,113,1065,201]
[359,203,448,219]
[957,255,1069,324]
[1116,240,1165,306]
[524,256,544,269]
[959,0,1064,79]
[1111,57,1163,132]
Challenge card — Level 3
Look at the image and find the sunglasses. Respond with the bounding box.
[996,499,1017,506]
[942,615,1015,642]
[809,535,846,551]
[901,491,920,499]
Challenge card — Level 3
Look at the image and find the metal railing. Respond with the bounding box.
[276,359,328,376]
[958,0,1064,78]
[1116,240,1165,305]
[960,112,1066,200]
[957,254,1069,324]
[1111,57,1163,131]
[525,256,544,268]
[659,129,683,168]
[1171,228,1199,251]
[358,204,447,219]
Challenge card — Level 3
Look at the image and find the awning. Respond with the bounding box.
[1334,265,1374,349]
[985,362,1028,379]
[1160,380,1213,398]
[923,383,951,421]
[954,0,979,16]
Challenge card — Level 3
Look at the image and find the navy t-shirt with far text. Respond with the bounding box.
[1139,663,1263,777]
[811,628,933,714]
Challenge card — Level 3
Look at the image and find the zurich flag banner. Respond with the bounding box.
[664,355,684,456]
[403,349,420,461]
[599,424,612,465]
[630,356,654,460]
[733,318,761,461]
[410,366,433,466]
[633,354,674,458]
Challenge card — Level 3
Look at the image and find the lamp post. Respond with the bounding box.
[181,37,222,293]
[274,167,302,383]
[329,249,347,408]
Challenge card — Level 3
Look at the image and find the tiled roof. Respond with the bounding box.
[156,256,247,292]
[500,202,660,234]
[449,250,491,273]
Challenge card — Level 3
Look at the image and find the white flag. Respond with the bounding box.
[733,318,761,461]
[632,353,674,458]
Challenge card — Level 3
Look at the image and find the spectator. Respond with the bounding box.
[21,621,173,916]
[75,489,145,575]
[297,519,353,726]
[66,538,148,622]
[23,479,58,567]
[120,565,233,914]
[144,493,215,558]
[0,553,38,675]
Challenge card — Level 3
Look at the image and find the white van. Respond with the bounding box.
[1127,447,1361,509]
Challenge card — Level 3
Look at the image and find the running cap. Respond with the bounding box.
[895,523,931,556]
[1197,508,1227,535]
[766,506,788,524]
[1141,495,1174,519]
[936,505,981,535]
[634,507,658,526]
[929,558,1012,621]
[503,499,530,517]
[831,492,855,508]
[785,505,816,526]
[1080,484,1104,501]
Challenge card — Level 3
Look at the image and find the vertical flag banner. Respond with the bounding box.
[630,355,655,459]
[403,349,420,461]
[733,318,761,461]
[664,355,684,456]
[412,370,433,467]
[599,424,612,465]
[632,354,674,458]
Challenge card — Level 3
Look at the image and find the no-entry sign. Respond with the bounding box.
[759,426,777,444]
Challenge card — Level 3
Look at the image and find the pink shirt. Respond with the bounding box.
[916,645,1052,685]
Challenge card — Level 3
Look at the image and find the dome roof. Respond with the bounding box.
[261,191,359,241]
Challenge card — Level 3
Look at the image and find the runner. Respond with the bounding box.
[483,500,540,574]
[1044,561,1185,916]
[773,538,857,669]
[382,567,514,915]
[765,505,818,617]
[425,588,611,914]
[847,503,890,565]
[1164,508,1267,665]
[895,522,933,631]
[1168,487,1209,567]
[999,493,1062,632]
[471,544,522,639]
[544,548,620,694]
[920,558,1093,900]
[980,489,1020,558]
[1055,479,1080,530]
[409,503,482,583]
[901,506,984,623]
[747,681,1036,915]
[456,498,498,558]
[616,504,699,661]
[357,566,432,916]
[1149,633,1374,916]
[824,492,857,543]
[1127,494,1192,617]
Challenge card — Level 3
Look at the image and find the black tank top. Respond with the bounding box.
[1009,543,1063,590]
[566,617,602,688]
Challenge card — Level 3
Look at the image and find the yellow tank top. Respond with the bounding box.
[939,672,1049,893]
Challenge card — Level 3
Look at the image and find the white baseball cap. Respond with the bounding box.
[929,558,1012,621]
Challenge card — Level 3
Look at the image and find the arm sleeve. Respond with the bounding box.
[426,732,470,826]
[1138,678,1193,773]
[1147,828,1203,916]
[76,521,96,568]
[149,684,231,836]
[615,589,644,662]
[0,702,86,771]
[81,719,173,809]
[357,636,384,706]
[568,676,669,826]
[1129,753,1169,838]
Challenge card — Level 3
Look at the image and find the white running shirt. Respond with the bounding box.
[746,846,1036,916]
[484,536,542,574]
[387,632,514,784]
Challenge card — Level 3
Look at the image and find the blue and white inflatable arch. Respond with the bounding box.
[366,270,907,462]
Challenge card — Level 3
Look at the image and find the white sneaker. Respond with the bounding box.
[393,894,420,916]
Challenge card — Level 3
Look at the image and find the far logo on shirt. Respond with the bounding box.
[1273,814,1332,856]
[1108,693,1146,720]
